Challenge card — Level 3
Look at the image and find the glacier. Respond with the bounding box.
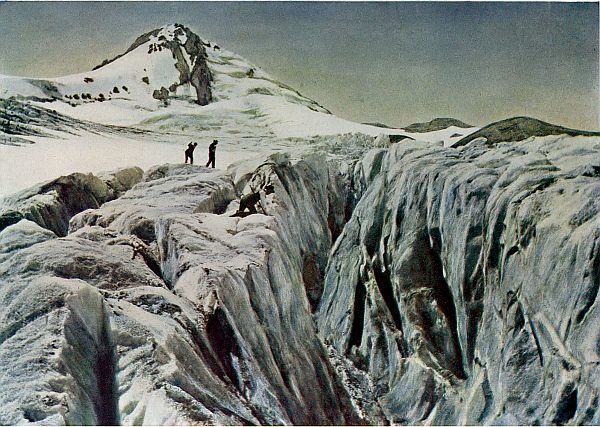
[1,132,599,424]
[1,24,599,425]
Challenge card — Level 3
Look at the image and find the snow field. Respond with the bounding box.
[0,133,260,197]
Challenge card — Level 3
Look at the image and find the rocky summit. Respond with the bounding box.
[92,23,213,106]
[0,24,599,426]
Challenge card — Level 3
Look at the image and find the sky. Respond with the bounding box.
[0,1,598,130]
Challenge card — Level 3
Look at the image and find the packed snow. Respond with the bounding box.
[0,132,263,197]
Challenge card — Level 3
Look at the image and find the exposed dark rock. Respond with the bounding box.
[454,116,600,147]
[362,122,396,129]
[92,24,212,105]
[152,87,169,103]
[24,79,62,100]
[0,210,23,232]
[389,134,415,143]
[93,28,162,70]
[180,25,213,105]
[402,117,473,133]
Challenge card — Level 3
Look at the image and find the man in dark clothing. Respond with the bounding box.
[185,142,198,164]
[206,140,218,168]
[232,184,275,217]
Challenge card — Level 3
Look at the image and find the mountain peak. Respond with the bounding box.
[94,23,196,70]
[1,24,414,141]
[155,23,189,42]
[90,23,212,105]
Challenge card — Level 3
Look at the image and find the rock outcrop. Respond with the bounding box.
[454,116,600,147]
[402,118,473,133]
[1,132,599,424]
[94,24,212,106]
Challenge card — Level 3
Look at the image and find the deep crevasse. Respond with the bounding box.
[0,134,599,424]
[317,137,600,424]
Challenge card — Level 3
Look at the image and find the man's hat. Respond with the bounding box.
[213,139,218,144]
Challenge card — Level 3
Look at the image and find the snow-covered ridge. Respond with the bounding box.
[2,24,211,107]
[0,24,435,139]
[0,23,485,199]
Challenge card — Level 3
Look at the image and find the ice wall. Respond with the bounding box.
[1,134,599,424]
[317,136,600,424]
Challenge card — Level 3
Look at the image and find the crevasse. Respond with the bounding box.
[0,134,599,425]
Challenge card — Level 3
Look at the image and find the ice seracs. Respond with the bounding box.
[2,130,600,424]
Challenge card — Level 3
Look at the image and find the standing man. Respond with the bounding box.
[185,142,198,164]
[206,139,218,168]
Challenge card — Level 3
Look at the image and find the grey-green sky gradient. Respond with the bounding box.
[0,1,598,130]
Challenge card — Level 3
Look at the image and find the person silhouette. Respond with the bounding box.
[206,140,218,168]
[232,184,275,217]
[185,142,198,164]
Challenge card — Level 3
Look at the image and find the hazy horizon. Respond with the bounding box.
[0,1,598,130]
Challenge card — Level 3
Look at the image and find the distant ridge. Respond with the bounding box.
[454,116,600,147]
[402,117,472,133]
[362,122,396,129]
[93,27,163,71]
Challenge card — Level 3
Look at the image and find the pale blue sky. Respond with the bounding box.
[0,2,598,130]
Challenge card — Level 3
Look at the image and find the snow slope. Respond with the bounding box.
[0,132,263,196]
[0,24,481,197]
[0,24,469,140]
